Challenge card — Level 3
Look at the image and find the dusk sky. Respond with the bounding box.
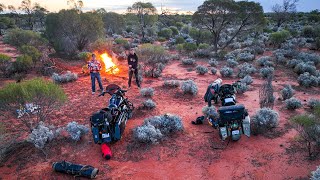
[1,0,319,13]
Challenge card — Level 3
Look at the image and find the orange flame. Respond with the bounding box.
[100,53,119,74]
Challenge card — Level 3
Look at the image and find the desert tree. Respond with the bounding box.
[0,3,6,12]
[103,12,126,35]
[192,0,265,52]
[19,0,35,30]
[158,7,182,27]
[67,0,84,12]
[259,76,275,109]
[45,10,104,55]
[271,0,299,28]
[33,3,48,27]
[127,2,157,39]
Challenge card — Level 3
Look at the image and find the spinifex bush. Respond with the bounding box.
[142,99,156,109]
[202,106,219,119]
[181,80,198,95]
[259,67,274,79]
[238,63,256,78]
[235,82,249,94]
[280,84,294,100]
[308,98,320,109]
[237,52,255,62]
[297,72,318,87]
[66,121,89,141]
[256,56,274,67]
[208,58,219,67]
[0,54,11,75]
[140,87,154,97]
[52,71,78,84]
[293,62,317,76]
[211,68,217,75]
[285,97,302,110]
[240,75,253,85]
[220,66,234,77]
[287,59,303,69]
[251,108,279,135]
[163,80,180,88]
[182,58,196,65]
[195,65,208,75]
[133,114,183,144]
[226,58,238,68]
[0,78,67,132]
[27,122,55,149]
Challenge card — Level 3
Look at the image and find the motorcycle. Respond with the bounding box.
[90,84,134,145]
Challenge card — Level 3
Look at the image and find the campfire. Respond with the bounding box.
[99,52,119,74]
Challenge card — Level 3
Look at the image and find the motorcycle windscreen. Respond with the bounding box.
[242,115,251,137]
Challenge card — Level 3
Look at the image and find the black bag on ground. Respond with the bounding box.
[52,161,99,179]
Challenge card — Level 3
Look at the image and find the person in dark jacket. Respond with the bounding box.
[127,48,141,88]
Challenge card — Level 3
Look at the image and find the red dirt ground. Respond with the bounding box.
[0,42,320,179]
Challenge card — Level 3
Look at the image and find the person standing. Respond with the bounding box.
[88,54,103,94]
[127,48,141,88]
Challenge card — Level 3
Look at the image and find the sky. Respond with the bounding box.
[1,0,319,13]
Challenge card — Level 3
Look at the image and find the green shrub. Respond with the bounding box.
[183,42,197,53]
[270,30,291,47]
[176,44,184,52]
[0,78,67,131]
[114,38,129,45]
[198,43,210,49]
[11,55,33,74]
[78,52,92,62]
[302,26,315,38]
[158,28,173,39]
[175,36,185,44]
[316,37,320,50]
[0,54,11,74]
[19,45,41,64]
[157,37,166,42]
[3,28,47,48]
[169,26,179,36]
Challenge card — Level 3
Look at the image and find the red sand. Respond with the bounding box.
[0,45,320,179]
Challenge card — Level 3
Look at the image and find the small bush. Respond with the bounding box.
[0,54,11,74]
[89,39,112,53]
[3,28,47,48]
[297,72,318,87]
[19,45,41,64]
[195,65,208,75]
[140,87,154,97]
[198,43,210,49]
[27,122,54,149]
[238,63,256,78]
[158,28,173,39]
[259,67,274,79]
[114,38,129,46]
[210,68,217,75]
[11,55,33,74]
[193,49,211,58]
[175,36,185,44]
[181,58,195,65]
[66,121,89,141]
[133,114,183,144]
[274,53,287,65]
[308,98,320,109]
[181,80,198,95]
[270,30,291,47]
[235,82,249,94]
[240,75,253,85]
[256,56,273,67]
[142,99,156,109]
[163,80,180,88]
[202,106,219,118]
[287,59,303,68]
[302,26,316,38]
[285,97,302,110]
[52,71,78,84]
[237,52,255,62]
[293,62,317,75]
[226,58,238,68]
[311,166,320,180]
[78,52,92,62]
[252,108,279,135]
[280,85,294,100]
[220,66,233,77]
[183,42,197,53]
[208,58,218,67]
